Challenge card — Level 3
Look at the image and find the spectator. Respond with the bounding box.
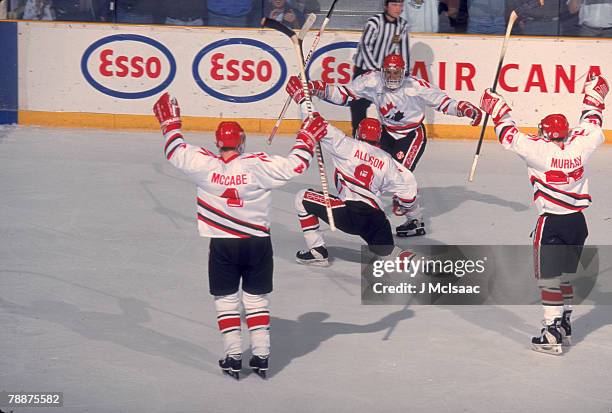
[567,0,612,37]
[264,0,305,29]
[163,0,206,26]
[510,0,562,35]
[116,0,154,24]
[207,0,252,27]
[22,0,54,19]
[466,0,507,34]
[402,0,440,32]
[288,0,320,14]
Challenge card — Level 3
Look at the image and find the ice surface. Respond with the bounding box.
[1,125,611,413]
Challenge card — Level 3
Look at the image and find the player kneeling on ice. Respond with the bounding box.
[479,74,608,355]
[153,92,316,379]
[287,83,422,266]
[287,54,481,237]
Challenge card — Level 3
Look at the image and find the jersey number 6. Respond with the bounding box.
[221,188,244,207]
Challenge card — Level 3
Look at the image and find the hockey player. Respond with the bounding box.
[286,82,421,265]
[478,74,608,355]
[288,53,481,236]
[153,92,323,378]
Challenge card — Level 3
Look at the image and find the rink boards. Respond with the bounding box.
[0,20,610,141]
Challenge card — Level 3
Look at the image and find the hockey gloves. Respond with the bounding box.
[457,101,482,126]
[153,92,181,134]
[583,74,609,111]
[286,75,326,104]
[297,114,328,152]
[480,89,512,125]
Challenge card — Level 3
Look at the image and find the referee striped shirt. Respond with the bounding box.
[354,13,410,71]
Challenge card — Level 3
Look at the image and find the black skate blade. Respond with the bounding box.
[222,369,240,380]
[252,368,267,379]
[396,229,426,238]
[530,343,562,355]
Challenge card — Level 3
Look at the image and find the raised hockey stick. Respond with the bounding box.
[267,0,341,144]
[262,17,337,231]
[468,10,518,182]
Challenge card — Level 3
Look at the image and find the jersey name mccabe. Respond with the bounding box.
[210,173,249,186]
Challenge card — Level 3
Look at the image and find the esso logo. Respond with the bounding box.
[193,38,287,103]
[81,34,176,99]
[306,42,358,85]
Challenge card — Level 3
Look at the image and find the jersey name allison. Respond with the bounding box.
[322,124,417,210]
[496,114,604,215]
[163,131,312,238]
[317,72,462,140]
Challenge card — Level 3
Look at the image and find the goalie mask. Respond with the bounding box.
[216,121,246,153]
[356,118,382,146]
[538,114,569,141]
[382,54,406,90]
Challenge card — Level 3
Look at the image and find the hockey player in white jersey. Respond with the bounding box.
[289,53,481,237]
[286,83,421,266]
[153,92,321,378]
[479,74,608,355]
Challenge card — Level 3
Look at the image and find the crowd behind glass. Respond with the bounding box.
[1,0,610,37]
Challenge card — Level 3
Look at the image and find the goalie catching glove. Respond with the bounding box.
[153,92,181,134]
[296,114,328,152]
[457,101,483,126]
[286,75,326,104]
[583,74,609,111]
[479,89,512,124]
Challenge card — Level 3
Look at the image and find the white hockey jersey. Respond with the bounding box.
[315,71,462,140]
[322,123,418,210]
[495,108,604,215]
[163,129,312,238]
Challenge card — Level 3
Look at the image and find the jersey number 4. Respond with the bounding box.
[221,188,243,207]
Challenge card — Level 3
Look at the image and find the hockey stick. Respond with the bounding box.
[267,0,341,144]
[468,10,518,182]
[262,17,337,231]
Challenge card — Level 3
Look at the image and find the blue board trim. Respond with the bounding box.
[0,22,18,124]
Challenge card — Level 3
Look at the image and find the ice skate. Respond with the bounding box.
[219,354,242,380]
[396,218,426,237]
[531,318,563,355]
[249,355,269,379]
[559,309,572,346]
[296,246,330,266]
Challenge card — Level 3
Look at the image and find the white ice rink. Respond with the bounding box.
[1,125,611,413]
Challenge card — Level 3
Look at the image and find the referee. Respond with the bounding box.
[351,0,409,135]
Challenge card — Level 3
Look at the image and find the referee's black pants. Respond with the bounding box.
[350,66,373,136]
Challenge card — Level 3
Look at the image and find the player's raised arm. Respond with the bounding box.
[285,73,367,107]
[413,78,482,126]
[251,116,325,189]
[579,74,608,129]
[153,92,216,180]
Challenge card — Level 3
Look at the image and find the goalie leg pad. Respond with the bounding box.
[242,292,270,357]
[214,293,242,356]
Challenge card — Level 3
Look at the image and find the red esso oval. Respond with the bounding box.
[86,40,171,93]
[210,53,273,82]
[197,44,283,97]
[99,49,162,79]
[308,46,356,85]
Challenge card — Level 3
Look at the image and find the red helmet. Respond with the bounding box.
[382,54,406,90]
[356,118,382,145]
[216,121,245,152]
[538,114,569,141]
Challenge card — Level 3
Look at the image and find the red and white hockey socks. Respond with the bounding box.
[560,276,574,312]
[538,278,564,324]
[295,189,326,250]
[242,293,270,357]
[214,293,242,356]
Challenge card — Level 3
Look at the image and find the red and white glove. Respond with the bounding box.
[479,89,511,124]
[583,74,609,110]
[153,92,181,134]
[457,101,482,126]
[297,114,328,151]
[285,75,326,104]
